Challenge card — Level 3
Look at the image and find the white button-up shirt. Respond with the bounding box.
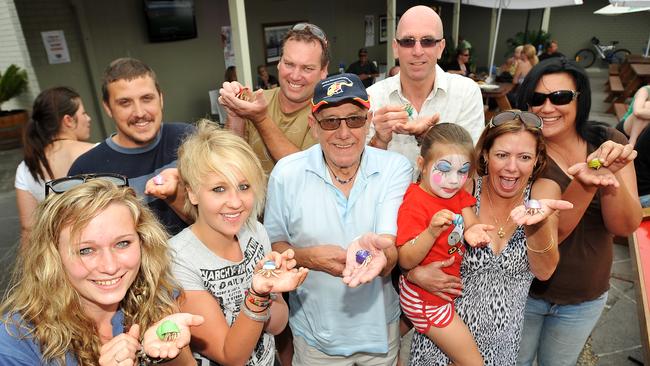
[367,65,485,174]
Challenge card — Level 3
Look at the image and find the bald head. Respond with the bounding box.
[397,5,443,39]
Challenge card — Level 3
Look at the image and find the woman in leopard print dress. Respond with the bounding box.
[406,112,571,365]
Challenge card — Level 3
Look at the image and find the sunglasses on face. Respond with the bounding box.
[395,37,443,48]
[314,115,367,131]
[292,23,327,43]
[45,173,129,196]
[530,90,579,107]
[488,111,543,129]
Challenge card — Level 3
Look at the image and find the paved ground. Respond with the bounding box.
[0,68,643,365]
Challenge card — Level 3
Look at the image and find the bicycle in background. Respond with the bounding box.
[574,37,630,68]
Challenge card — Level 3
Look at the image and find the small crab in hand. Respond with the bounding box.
[156,320,180,342]
[355,249,372,267]
[524,199,543,215]
[256,260,281,278]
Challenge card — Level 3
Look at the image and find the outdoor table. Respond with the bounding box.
[480,82,514,123]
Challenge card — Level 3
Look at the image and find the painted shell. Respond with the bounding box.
[404,104,415,118]
[236,87,253,101]
[588,158,602,170]
[256,260,280,278]
[452,214,463,227]
[153,174,164,185]
[355,249,372,267]
[156,320,180,342]
[524,199,543,215]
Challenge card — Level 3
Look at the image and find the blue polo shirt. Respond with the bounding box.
[264,144,412,356]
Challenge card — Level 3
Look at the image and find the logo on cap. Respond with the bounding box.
[325,77,354,97]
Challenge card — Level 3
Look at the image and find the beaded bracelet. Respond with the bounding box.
[245,290,274,309]
[242,301,271,322]
[137,349,168,365]
[526,238,555,254]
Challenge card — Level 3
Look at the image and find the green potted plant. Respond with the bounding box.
[0,64,29,149]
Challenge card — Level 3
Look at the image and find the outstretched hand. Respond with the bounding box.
[463,224,493,248]
[567,163,619,188]
[252,249,309,294]
[510,199,574,226]
[218,82,268,122]
[144,168,181,200]
[392,113,439,136]
[342,233,392,288]
[142,313,205,360]
[587,140,637,174]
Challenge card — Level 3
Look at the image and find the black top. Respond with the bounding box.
[346,61,379,88]
[617,120,650,196]
[538,52,565,62]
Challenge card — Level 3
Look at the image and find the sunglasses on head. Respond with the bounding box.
[45,173,129,196]
[292,23,327,43]
[530,90,579,107]
[395,37,443,48]
[488,111,543,129]
[314,115,367,131]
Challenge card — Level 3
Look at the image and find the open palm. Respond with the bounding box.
[567,163,619,188]
[252,250,309,294]
[342,233,392,288]
[142,313,204,359]
[510,199,574,226]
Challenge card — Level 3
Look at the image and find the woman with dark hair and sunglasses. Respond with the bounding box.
[0,179,204,365]
[15,87,96,245]
[444,47,472,78]
[514,57,641,366]
[408,111,572,365]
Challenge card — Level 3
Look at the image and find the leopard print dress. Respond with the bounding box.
[409,177,534,366]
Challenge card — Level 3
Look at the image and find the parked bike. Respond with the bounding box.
[574,37,630,68]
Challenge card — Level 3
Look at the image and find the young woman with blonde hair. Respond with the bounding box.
[0,179,202,365]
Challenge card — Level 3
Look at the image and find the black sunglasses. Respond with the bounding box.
[314,115,367,131]
[530,90,579,107]
[395,37,443,48]
[45,173,129,196]
[292,23,327,44]
[488,111,543,129]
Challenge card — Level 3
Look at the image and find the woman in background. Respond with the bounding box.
[15,87,95,243]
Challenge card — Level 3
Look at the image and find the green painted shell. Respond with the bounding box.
[588,159,602,170]
[404,104,414,118]
[156,320,180,340]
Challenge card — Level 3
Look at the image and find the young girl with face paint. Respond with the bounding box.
[396,123,491,366]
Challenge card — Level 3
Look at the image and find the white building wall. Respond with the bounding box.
[0,0,39,111]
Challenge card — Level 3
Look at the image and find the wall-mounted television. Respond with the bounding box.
[144,0,197,42]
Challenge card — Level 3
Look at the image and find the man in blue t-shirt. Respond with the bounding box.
[69,58,192,234]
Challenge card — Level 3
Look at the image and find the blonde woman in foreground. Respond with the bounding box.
[0,179,203,365]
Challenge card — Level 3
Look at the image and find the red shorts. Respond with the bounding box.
[399,275,454,333]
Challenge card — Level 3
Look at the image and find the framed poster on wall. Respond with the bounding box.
[379,15,400,43]
[263,22,301,64]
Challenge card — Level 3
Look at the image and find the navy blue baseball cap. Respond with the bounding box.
[311,73,370,113]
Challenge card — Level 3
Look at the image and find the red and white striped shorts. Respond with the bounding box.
[399,275,454,333]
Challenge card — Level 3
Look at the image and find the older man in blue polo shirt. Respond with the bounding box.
[264,73,412,365]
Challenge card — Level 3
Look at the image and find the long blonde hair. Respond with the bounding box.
[1,180,179,365]
[522,44,539,66]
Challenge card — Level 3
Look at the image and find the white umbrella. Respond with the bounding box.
[438,0,583,81]
[596,0,650,57]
